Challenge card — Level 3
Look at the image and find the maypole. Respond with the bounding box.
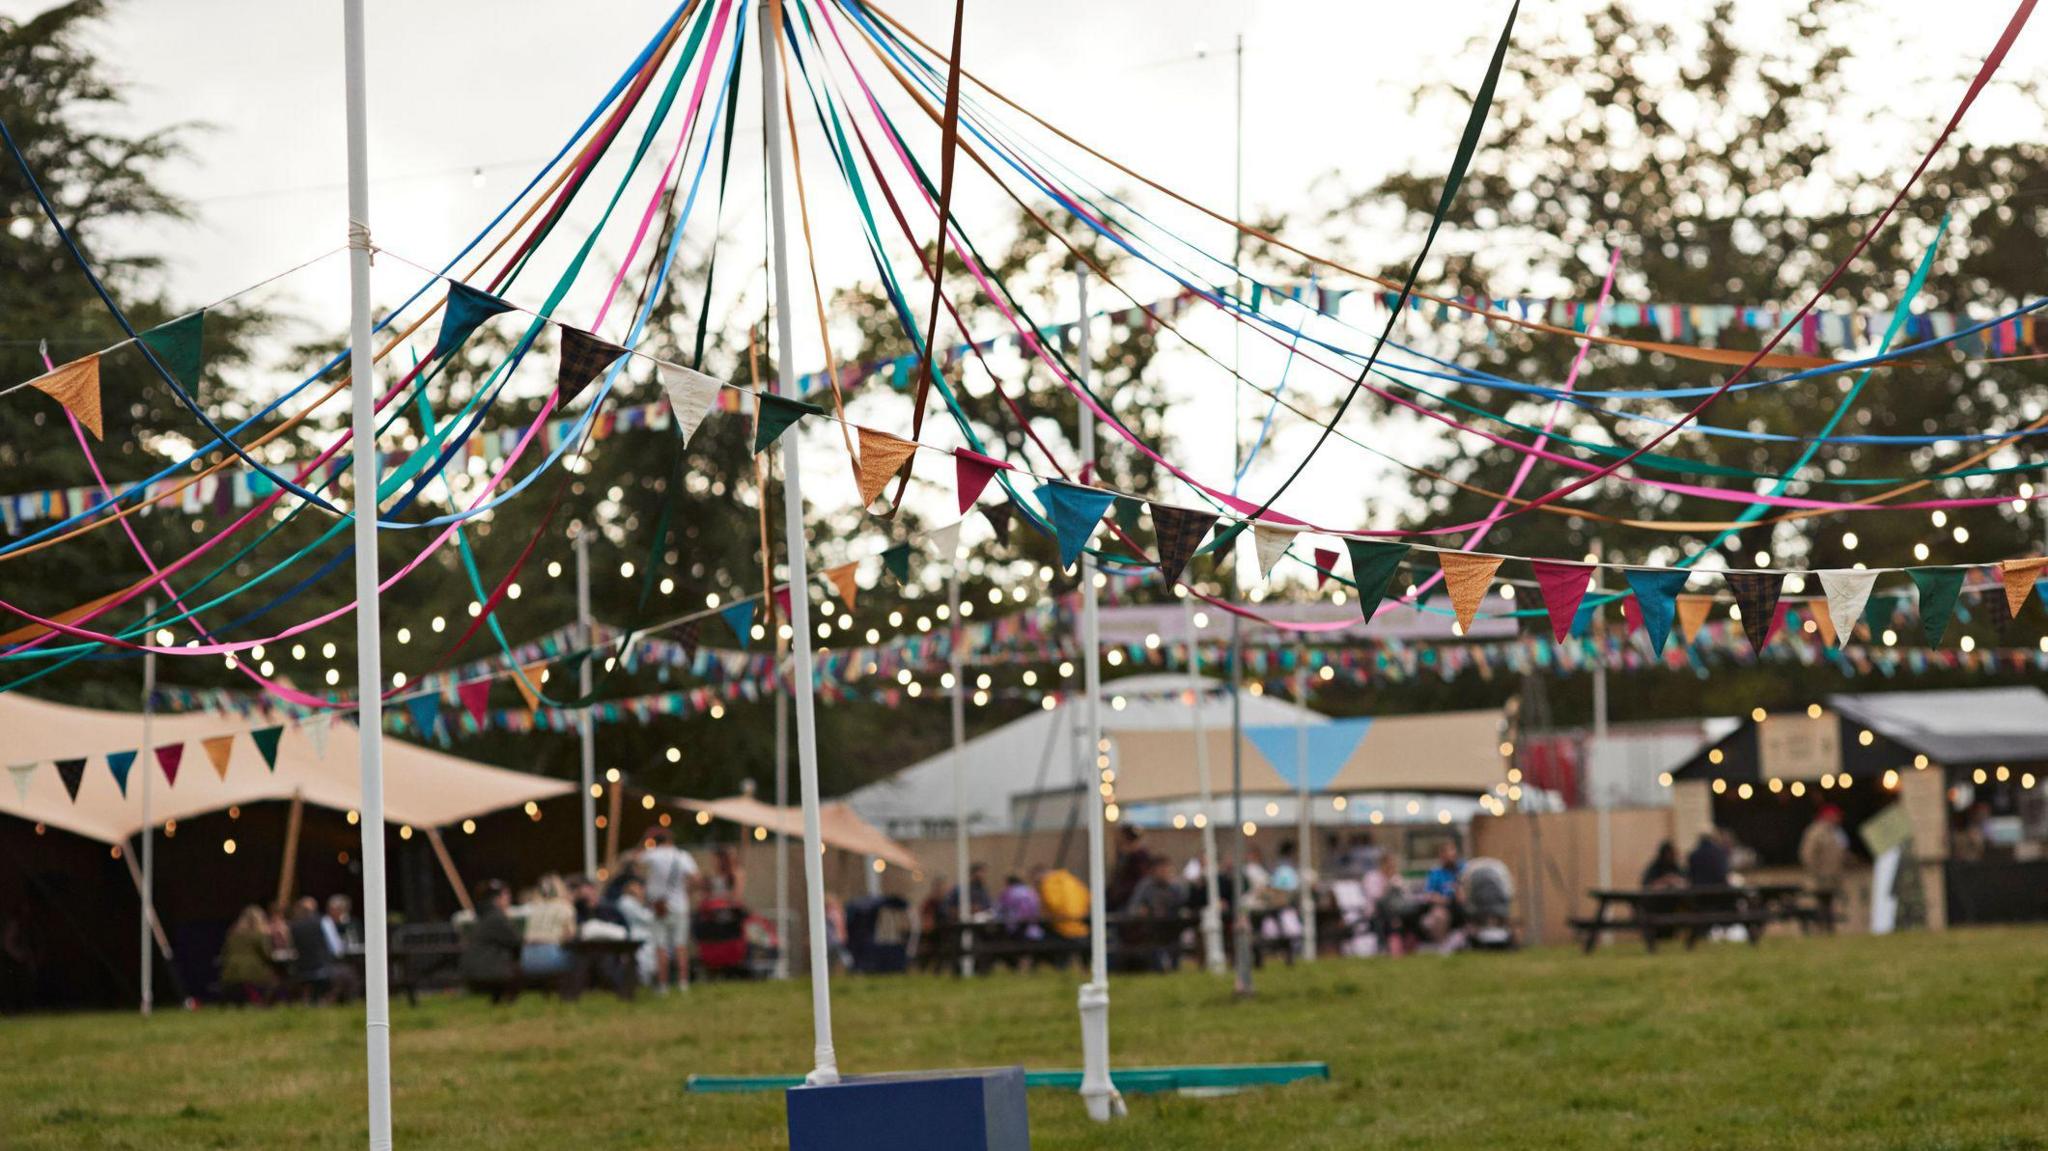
[1183,596,1225,974]
[340,0,395,1144]
[575,530,598,878]
[760,0,838,1086]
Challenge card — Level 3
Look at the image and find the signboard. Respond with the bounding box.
[1758,714,1843,780]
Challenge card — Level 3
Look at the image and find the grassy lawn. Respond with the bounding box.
[4,927,2046,1149]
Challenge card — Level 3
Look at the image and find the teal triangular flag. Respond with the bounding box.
[754,393,824,454]
[105,750,138,797]
[250,726,283,771]
[881,543,912,584]
[1344,538,1411,625]
[1624,569,1691,656]
[433,281,515,359]
[405,693,442,738]
[1908,567,1968,646]
[720,601,757,649]
[1111,496,1144,539]
[138,311,205,398]
[1035,481,1117,569]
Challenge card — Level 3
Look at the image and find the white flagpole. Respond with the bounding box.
[1074,269,1119,1122]
[341,2,394,1144]
[1295,644,1315,961]
[1184,596,1224,974]
[760,0,837,1086]
[575,531,598,878]
[949,564,974,976]
[139,597,156,1016]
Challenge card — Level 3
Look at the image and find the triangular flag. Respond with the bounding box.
[1035,481,1117,569]
[772,586,793,622]
[1997,557,2047,618]
[720,601,757,649]
[1907,567,1967,646]
[405,693,443,737]
[1621,594,1645,639]
[1623,569,1691,656]
[31,354,102,440]
[513,663,548,714]
[457,680,492,728]
[250,726,283,771]
[1569,595,1599,639]
[824,562,861,609]
[1314,547,1340,590]
[855,427,920,507]
[754,393,823,454]
[982,503,1014,547]
[1252,523,1303,581]
[1675,594,1716,645]
[926,520,964,564]
[303,714,333,759]
[1765,601,1793,646]
[1529,561,1593,643]
[433,281,515,359]
[1809,599,1839,648]
[657,363,724,445]
[201,735,235,781]
[1983,580,2014,638]
[1111,497,1145,540]
[1149,503,1220,586]
[1818,570,1878,649]
[55,758,86,802]
[556,326,628,405]
[674,622,701,660]
[881,543,913,584]
[154,743,184,787]
[138,311,205,398]
[7,763,34,804]
[106,750,138,796]
[954,449,1011,514]
[1723,572,1785,652]
[1344,539,1411,625]
[1439,552,1504,631]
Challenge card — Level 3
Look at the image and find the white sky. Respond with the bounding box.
[12,0,2046,547]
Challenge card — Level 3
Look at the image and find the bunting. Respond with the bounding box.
[31,354,102,440]
[881,543,913,584]
[1253,523,1303,581]
[302,714,333,759]
[458,680,492,728]
[855,427,920,507]
[753,393,822,454]
[1035,481,1117,569]
[1529,561,1592,642]
[1819,570,1878,649]
[1724,572,1785,652]
[138,311,205,399]
[406,693,443,738]
[1439,552,1504,631]
[556,326,628,405]
[657,363,724,445]
[433,281,516,359]
[1997,557,2046,617]
[106,749,138,796]
[55,758,86,802]
[250,726,283,771]
[1908,567,1967,646]
[926,519,964,564]
[1675,594,1716,645]
[8,762,33,804]
[155,743,184,787]
[201,734,235,780]
[1344,539,1411,625]
[1623,569,1691,656]
[513,663,549,714]
[953,449,1011,514]
[1148,503,1219,586]
[824,561,861,609]
[720,601,757,649]
[1313,547,1340,590]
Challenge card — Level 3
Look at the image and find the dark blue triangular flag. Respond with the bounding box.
[721,601,757,649]
[55,758,87,802]
[433,281,515,359]
[1624,568,1691,656]
[106,750,138,797]
[1035,481,1117,569]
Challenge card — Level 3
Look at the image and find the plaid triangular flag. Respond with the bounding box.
[556,326,628,405]
[1149,503,1220,586]
[1723,571,1785,652]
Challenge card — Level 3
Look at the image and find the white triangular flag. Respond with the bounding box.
[657,363,724,446]
[303,713,334,759]
[926,519,965,564]
[1252,522,1303,581]
[6,762,34,804]
[1819,569,1878,649]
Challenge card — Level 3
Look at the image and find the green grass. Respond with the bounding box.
[5,928,2047,1149]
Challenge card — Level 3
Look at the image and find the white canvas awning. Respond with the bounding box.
[674,794,919,870]
[0,692,574,845]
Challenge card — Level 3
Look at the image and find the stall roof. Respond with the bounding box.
[0,692,574,844]
[1828,688,2048,765]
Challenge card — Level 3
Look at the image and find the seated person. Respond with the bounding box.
[218,904,279,1005]
[1123,857,1186,972]
[518,875,576,980]
[1366,854,1422,955]
[995,874,1044,942]
[285,896,340,1002]
[1420,842,1468,945]
[1686,830,1733,888]
[460,880,525,1004]
[1641,841,1686,890]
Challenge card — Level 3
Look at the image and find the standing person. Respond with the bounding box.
[639,826,700,994]
[460,880,524,1005]
[707,845,746,899]
[217,905,278,1006]
[613,875,659,987]
[1124,857,1187,972]
[1800,805,1851,925]
[1106,825,1157,912]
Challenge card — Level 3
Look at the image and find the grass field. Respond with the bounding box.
[4,927,2047,1149]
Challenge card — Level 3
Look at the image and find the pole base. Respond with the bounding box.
[1200,905,1226,975]
[1075,982,1123,1122]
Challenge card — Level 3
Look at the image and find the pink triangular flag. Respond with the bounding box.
[458,680,492,727]
[154,743,184,787]
[773,586,792,623]
[1313,547,1339,589]
[1621,595,1645,638]
[953,448,1011,514]
[1529,561,1593,642]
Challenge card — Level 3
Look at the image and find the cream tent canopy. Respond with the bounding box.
[674,794,919,871]
[1108,708,1509,803]
[0,692,574,845]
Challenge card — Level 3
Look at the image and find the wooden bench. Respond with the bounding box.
[1573,886,1791,953]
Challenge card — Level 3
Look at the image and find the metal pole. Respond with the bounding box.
[1227,29,1255,999]
[1074,270,1118,1122]
[341,2,394,1144]
[949,565,974,976]
[575,532,598,879]
[1184,597,1224,974]
[1295,644,1315,961]
[139,597,156,1017]
[773,669,790,980]
[1591,538,1611,888]
[760,0,837,1085]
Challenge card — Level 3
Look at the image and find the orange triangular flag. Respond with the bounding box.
[200,734,235,780]
[1439,552,1504,631]
[856,427,920,508]
[31,353,103,440]
[1997,557,2047,617]
[824,561,860,610]
[513,662,548,714]
[1809,598,1839,648]
[1675,594,1715,645]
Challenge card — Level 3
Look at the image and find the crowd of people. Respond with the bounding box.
[214,894,360,1005]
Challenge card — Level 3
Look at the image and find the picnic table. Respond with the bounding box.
[1571,884,1807,953]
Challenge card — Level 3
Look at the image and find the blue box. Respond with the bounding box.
[787,1067,1029,1151]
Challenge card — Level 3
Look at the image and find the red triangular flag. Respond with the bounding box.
[1621,594,1644,638]
[773,586,792,623]
[458,679,492,727]
[154,743,184,787]
[1313,547,1339,590]
[953,448,1011,514]
[1530,561,1594,642]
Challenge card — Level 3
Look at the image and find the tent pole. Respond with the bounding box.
[1074,269,1119,1122]
[340,3,394,1144]
[424,828,473,915]
[949,563,974,976]
[1184,597,1224,974]
[605,781,623,871]
[276,788,305,911]
[1591,537,1611,887]
[576,531,599,879]
[139,595,156,1018]
[1228,27,1256,1002]
[760,0,838,1086]
[773,662,790,978]
[1295,643,1315,961]
[121,843,172,966]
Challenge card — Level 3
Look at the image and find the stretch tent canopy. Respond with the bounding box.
[1107,709,1509,803]
[0,692,574,844]
[674,794,920,871]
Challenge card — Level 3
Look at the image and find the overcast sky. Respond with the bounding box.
[12,0,2046,543]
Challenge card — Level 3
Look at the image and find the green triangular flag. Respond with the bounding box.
[754,393,824,454]
[881,542,912,584]
[1111,496,1144,539]
[1344,538,1411,626]
[1907,567,1968,646]
[250,725,283,771]
[139,311,205,398]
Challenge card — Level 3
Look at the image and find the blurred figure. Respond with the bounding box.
[1124,856,1185,972]
[460,880,524,1004]
[520,874,576,979]
[1952,801,1991,863]
[639,825,700,994]
[614,875,658,986]
[708,844,746,899]
[1641,841,1686,890]
[995,873,1044,943]
[1799,805,1851,898]
[1687,829,1733,888]
[286,897,339,1003]
[320,895,361,1002]
[1036,864,1090,944]
[1107,825,1157,912]
[217,905,278,1006]
[1337,831,1383,879]
[945,862,991,918]
[1270,841,1303,899]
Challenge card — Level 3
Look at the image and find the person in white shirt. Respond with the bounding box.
[637,826,700,992]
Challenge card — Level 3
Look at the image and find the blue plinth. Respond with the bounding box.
[787,1067,1029,1151]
